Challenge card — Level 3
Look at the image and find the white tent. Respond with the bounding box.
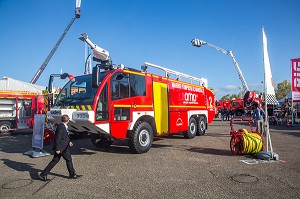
[278,91,299,103]
[0,76,45,93]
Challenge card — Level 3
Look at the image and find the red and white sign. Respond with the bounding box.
[291,58,300,101]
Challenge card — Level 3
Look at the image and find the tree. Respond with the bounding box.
[221,94,231,101]
[275,80,291,100]
[220,93,240,101]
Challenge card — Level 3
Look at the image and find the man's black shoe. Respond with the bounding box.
[38,173,48,181]
[69,174,82,179]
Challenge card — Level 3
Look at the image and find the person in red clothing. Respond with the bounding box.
[39,114,81,181]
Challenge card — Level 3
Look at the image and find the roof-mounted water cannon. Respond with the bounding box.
[79,33,110,63]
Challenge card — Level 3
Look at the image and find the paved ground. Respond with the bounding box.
[0,119,299,199]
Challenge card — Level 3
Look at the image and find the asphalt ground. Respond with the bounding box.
[0,119,300,199]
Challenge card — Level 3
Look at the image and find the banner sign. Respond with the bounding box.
[291,58,300,101]
[32,114,45,149]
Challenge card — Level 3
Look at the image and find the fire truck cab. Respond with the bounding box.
[47,61,216,153]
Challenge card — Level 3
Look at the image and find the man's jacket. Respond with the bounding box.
[53,123,70,152]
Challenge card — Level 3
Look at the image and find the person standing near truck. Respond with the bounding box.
[39,114,82,181]
[253,104,265,136]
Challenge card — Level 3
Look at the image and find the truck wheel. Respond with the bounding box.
[0,121,12,132]
[196,116,206,136]
[184,117,197,139]
[128,121,153,154]
[90,133,113,148]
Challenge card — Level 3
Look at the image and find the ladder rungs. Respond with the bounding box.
[142,62,206,86]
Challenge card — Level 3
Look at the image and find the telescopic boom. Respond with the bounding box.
[30,0,81,84]
[191,38,250,92]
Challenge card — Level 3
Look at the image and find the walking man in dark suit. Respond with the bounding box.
[39,114,81,181]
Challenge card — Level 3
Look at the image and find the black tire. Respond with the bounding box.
[196,116,206,136]
[184,117,197,139]
[230,137,239,155]
[230,136,243,155]
[0,121,12,132]
[90,133,113,148]
[128,121,153,154]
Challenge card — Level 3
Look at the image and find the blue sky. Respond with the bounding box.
[0,0,299,99]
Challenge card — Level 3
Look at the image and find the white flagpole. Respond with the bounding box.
[261,26,279,160]
[263,27,269,152]
[263,26,274,156]
[264,74,269,152]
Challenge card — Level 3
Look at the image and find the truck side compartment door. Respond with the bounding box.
[153,81,169,135]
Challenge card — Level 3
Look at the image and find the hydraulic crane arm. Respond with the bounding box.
[79,33,110,62]
[191,39,250,92]
[30,18,76,84]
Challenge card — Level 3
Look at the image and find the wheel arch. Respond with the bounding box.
[0,120,13,131]
[128,115,157,137]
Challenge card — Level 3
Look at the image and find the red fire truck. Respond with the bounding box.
[47,62,216,153]
[216,100,231,110]
[231,98,244,116]
[231,94,263,117]
[47,35,216,153]
[215,100,231,118]
[0,91,44,132]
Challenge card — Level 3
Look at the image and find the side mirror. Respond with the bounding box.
[48,76,54,93]
[60,73,69,79]
[92,65,100,88]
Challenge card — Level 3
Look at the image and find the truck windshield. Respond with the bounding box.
[55,73,107,107]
